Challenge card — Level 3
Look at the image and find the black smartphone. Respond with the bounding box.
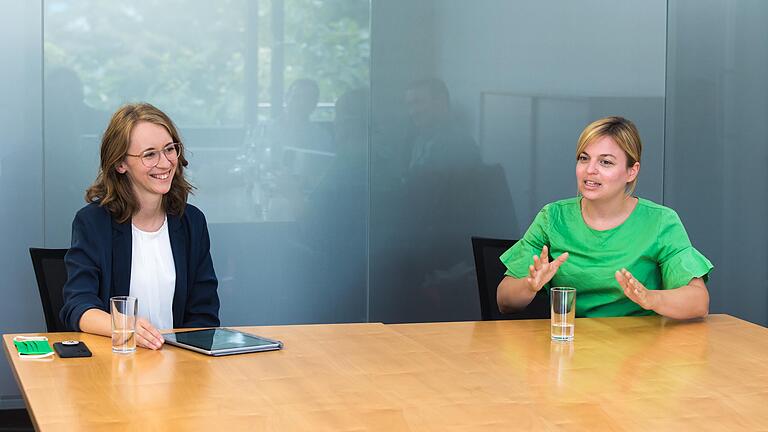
[53,341,92,358]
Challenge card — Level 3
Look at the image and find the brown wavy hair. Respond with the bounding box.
[86,103,193,223]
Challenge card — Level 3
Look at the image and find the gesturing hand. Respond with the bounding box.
[135,317,164,350]
[615,268,659,311]
[526,245,569,293]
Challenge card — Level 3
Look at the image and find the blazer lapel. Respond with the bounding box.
[111,218,132,297]
[168,214,187,327]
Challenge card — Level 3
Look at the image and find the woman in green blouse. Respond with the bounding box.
[497,116,713,319]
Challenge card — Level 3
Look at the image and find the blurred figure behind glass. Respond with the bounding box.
[255,78,334,221]
[379,78,518,322]
[270,78,333,157]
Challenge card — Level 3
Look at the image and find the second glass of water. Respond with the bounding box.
[110,296,137,353]
[550,287,576,341]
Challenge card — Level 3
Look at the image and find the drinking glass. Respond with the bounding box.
[550,287,576,341]
[111,296,137,353]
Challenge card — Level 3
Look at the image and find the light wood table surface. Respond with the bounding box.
[4,314,768,431]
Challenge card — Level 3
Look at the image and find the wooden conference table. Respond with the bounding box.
[4,314,768,431]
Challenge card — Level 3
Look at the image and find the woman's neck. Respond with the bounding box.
[132,195,165,232]
[581,194,638,231]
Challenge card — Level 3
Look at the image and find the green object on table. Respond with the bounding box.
[13,338,53,356]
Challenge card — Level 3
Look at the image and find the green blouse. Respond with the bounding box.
[500,197,713,317]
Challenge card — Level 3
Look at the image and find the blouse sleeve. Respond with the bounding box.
[182,207,220,328]
[657,209,714,289]
[60,209,107,331]
[500,206,550,278]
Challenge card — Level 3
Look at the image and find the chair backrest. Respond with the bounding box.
[29,248,69,332]
[471,237,550,320]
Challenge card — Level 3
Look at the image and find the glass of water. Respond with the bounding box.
[550,287,576,341]
[110,296,137,353]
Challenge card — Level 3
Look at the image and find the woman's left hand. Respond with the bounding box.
[135,317,165,350]
[615,268,659,311]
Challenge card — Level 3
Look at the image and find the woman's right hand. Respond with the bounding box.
[526,245,569,293]
[135,318,165,350]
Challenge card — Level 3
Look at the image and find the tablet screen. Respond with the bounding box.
[168,328,278,351]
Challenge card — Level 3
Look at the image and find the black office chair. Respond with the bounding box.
[471,237,549,320]
[29,248,69,332]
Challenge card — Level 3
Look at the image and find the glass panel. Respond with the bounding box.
[369,0,667,322]
[666,0,768,325]
[43,0,371,324]
[0,0,44,408]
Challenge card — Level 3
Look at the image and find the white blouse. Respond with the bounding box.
[128,217,176,330]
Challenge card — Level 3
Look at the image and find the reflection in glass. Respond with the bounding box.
[43,0,671,326]
[369,0,666,323]
[44,0,371,325]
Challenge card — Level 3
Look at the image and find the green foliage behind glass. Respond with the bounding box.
[44,0,369,126]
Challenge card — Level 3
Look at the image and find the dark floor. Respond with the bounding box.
[0,409,34,432]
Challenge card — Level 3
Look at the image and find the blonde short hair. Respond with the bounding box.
[576,116,642,196]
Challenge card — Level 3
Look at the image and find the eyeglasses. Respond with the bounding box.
[126,143,181,168]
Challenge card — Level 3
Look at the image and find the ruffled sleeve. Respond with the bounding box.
[500,205,550,278]
[657,208,714,289]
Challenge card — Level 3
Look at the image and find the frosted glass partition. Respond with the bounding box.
[43,0,371,325]
[369,0,667,323]
[0,0,44,409]
[41,0,669,328]
[666,0,768,325]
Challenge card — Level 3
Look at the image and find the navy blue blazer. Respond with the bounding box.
[60,202,220,331]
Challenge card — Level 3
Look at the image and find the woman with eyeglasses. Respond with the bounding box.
[496,116,713,319]
[60,102,219,349]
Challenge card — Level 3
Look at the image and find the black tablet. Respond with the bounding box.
[162,328,283,356]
